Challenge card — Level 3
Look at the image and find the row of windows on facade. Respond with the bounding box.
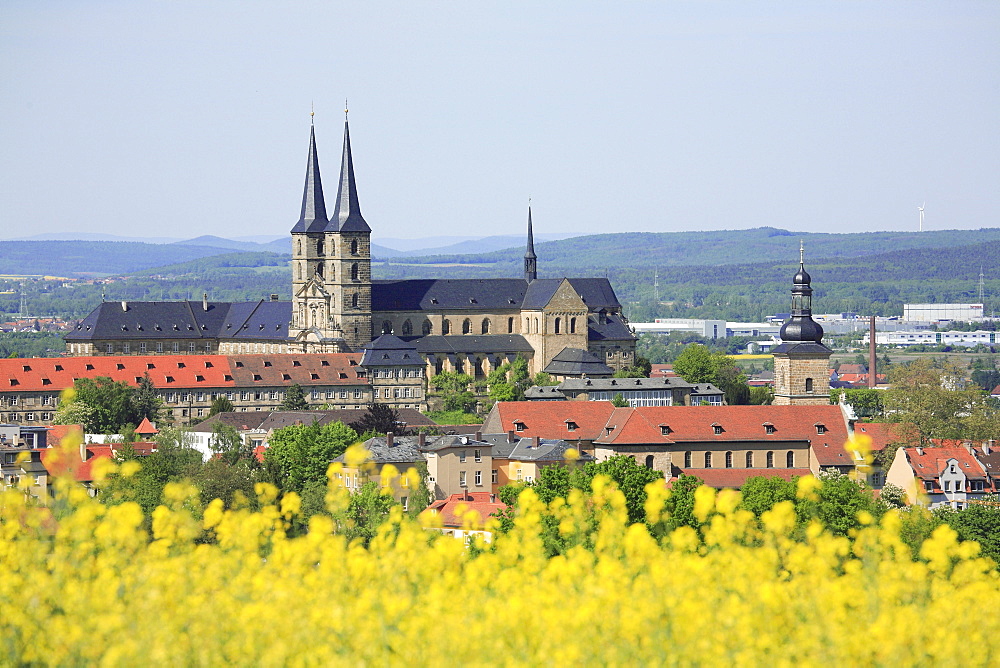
[161,389,367,403]
[3,412,52,422]
[928,479,988,493]
[372,387,420,399]
[371,369,422,378]
[379,315,582,337]
[296,262,363,281]
[3,396,56,407]
[683,450,800,469]
[103,342,214,354]
[296,238,362,257]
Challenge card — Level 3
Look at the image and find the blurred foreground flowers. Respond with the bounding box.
[3,454,1000,665]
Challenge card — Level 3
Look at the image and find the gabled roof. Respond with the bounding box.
[854,422,904,452]
[587,312,634,343]
[902,446,988,480]
[427,491,505,528]
[543,347,613,376]
[360,335,424,367]
[483,401,616,441]
[413,335,534,355]
[135,417,158,436]
[372,279,529,312]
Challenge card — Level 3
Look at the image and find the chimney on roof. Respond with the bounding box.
[386,431,394,447]
[270,294,279,302]
[507,430,515,444]
[418,432,426,447]
[475,430,482,442]
[203,293,209,311]
[916,447,924,456]
[986,440,995,456]
[533,436,540,448]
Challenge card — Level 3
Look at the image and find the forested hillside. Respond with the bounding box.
[0,241,240,276]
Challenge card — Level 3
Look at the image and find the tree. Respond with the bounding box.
[663,474,703,531]
[279,384,309,411]
[132,373,162,424]
[263,420,358,493]
[739,476,797,517]
[613,356,653,379]
[584,455,665,524]
[610,393,629,407]
[208,395,234,416]
[749,386,773,405]
[340,481,396,546]
[673,344,750,405]
[58,376,157,434]
[939,496,1000,565]
[430,371,476,412]
[349,403,405,436]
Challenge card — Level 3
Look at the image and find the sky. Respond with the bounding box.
[2,1,998,243]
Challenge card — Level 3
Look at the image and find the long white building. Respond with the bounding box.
[903,303,985,322]
[865,330,998,347]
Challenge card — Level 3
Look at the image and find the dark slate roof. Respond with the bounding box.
[291,123,329,234]
[65,301,230,341]
[520,278,621,311]
[691,383,724,397]
[413,335,534,355]
[360,335,423,367]
[326,119,370,233]
[524,385,567,399]
[588,313,634,343]
[480,435,595,462]
[337,437,422,464]
[192,409,434,434]
[543,347,614,376]
[372,279,529,311]
[559,377,697,391]
[770,342,833,355]
[222,301,292,340]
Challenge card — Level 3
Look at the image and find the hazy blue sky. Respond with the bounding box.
[2,1,998,242]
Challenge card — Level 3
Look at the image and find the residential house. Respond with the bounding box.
[527,377,724,407]
[426,491,506,543]
[482,433,594,491]
[885,445,994,509]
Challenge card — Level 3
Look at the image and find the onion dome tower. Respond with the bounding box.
[772,244,832,405]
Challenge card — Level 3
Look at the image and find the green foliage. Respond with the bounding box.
[430,371,476,412]
[425,410,481,425]
[673,344,750,405]
[830,388,885,418]
[279,384,309,411]
[101,427,203,517]
[662,474,703,531]
[739,476,797,517]
[56,375,161,434]
[263,421,358,493]
[879,483,907,509]
[613,356,653,378]
[611,393,628,408]
[0,332,65,358]
[336,481,395,546]
[532,372,558,387]
[938,497,1000,566]
[208,395,234,416]
[749,386,773,405]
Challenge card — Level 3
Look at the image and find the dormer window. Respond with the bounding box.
[514,421,526,432]
[815,424,826,435]
[235,361,244,368]
[712,424,723,435]
[263,361,272,367]
[566,421,578,431]
[293,360,301,367]
[763,423,775,435]
[660,425,671,436]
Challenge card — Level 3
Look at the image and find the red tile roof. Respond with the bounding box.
[40,444,112,482]
[677,467,812,489]
[427,492,505,528]
[46,424,84,447]
[135,417,158,436]
[854,422,904,452]
[902,446,988,480]
[485,401,616,441]
[0,353,366,393]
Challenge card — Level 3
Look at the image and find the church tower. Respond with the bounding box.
[289,111,372,352]
[524,206,537,282]
[772,245,832,405]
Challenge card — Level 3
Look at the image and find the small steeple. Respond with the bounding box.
[780,246,824,343]
[524,204,537,282]
[327,111,370,233]
[290,119,328,234]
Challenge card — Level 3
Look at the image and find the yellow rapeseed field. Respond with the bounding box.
[2,438,1000,666]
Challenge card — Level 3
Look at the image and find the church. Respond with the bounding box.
[65,117,638,380]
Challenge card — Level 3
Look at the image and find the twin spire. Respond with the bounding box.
[291,112,369,234]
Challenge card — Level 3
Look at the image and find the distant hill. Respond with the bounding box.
[173,236,269,252]
[6,232,182,243]
[0,241,239,277]
[390,227,1000,270]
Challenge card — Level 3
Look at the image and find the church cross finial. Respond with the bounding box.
[799,240,804,265]
[344,98,348,119]
[310,101,314,124]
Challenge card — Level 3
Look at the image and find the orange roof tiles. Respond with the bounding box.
[903,446,988,480]
[487,401,616,441]
[0,353,366,393]
[854,422,904,452]
[427,492,505,528]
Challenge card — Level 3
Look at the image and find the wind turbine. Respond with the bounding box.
[918,202,925,232]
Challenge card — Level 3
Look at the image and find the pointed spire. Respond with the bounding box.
[524,204,537,282]
[291,121,328,234]
[327,115,370,232]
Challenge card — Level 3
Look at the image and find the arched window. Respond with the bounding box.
[805,378,814,392]
[524,318,530,332]
[704,452,713,468]
[381,320,392,335]
[725,452,733,468]
[534,317,539,333]
[422,320,432,336]
[508,317,514,333]
[316,240,324,255]
[316,263,323,277]
[297,264,303,280]
[351,263,359,281]
[454,358,464,374]
[570,317,576,334]
[766,451,774,468]
[401,319,413,336]
[554,317,561,334]
[786,451,795,468]
[435,359,443,375]
[350,239,359,255]
[645,455,654,469]
[297,239,302,255]
[746,452,754,468]
[481,318,491,334]
[443,319,451,335]
[684,451,692,468]
[351,293,359,308]
[462,318,472,334]
[474,357,484,377]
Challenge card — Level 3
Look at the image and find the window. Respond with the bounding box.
[351,239,358,255]
[508,317,514,334]
[197,408,205,418]
[42,396,52,406]
[462,319,472,334]
[766,451,774,468]
[402,319,412,336]
[554,317,561,334]
[516,469,523,481]
[351,263,359,280]
[725,452,733,468]
[422,320,432,336]
[381,320,392,335]
[712,425,723,435]
[172,342,179,352]
[475,471,482,486]
[972,480,985,492]
[786,451,795,468]
[764,424,775,435]
[474,449,482,463]
[684,451,692,468]
[106,344,113,354]
[459,451,467,463]
[188,343,196,352]
[805,378,814,392]
[746,452,754,468]
[122,343,130,354]
[139,343,147,353]
[660,425,670,435]
[492,470,498,484]
[816,424,826,435]
[566,421,578,432]
[944,480,951,492]
[442,319,451,335]
[704,452,712,468]
[645,455,654,469]
[460,471,467,487]
[400,496,408,511]
[514,421,526,432]
[924,480,934,492]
